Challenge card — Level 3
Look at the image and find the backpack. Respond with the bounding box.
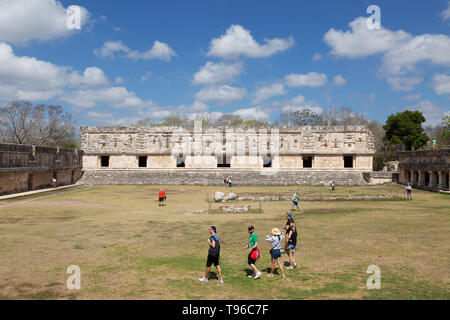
[250,248,261,260]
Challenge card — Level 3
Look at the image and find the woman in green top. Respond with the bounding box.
[242,225,262,279]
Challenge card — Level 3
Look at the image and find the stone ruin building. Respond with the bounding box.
[79,125,376,186]
[398,149,450,191]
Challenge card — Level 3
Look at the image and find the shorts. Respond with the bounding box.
[270,249,281,259]
[248,253,256,265]
[288,244,296,250]
[159,197,165,202]
[407,190,412,194]
[206,254,220,267]
[292,201,298,206]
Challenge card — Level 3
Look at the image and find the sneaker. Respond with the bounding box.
[293,264,297,269]
[286,266,294,270]
[218,279,224,284]
[199,277,208,282]
[267,273,274,278]
[254,271,262,279]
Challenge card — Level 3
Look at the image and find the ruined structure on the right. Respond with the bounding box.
[398,149,450,191]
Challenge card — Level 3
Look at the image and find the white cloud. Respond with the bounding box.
[251,83,286,105]
[195,85,247,105]
[233,107,269,120]
[285,72,328,88]
[140,71,152,82]
[94,41,129,59]
[441,1,450,21]
[61,87,155,110]
[115,77,124,84]
[94,40,177,61]
[127,41,177,62]
[207,24,294,59]
[387,77,423,91]
[312,53,322,61]
[324,16,450,78]
[324,17,410,59]
[0,0,90,44]
[381,34,450,75]
[193,61,243,85]
[333,75,347,86]
[406,100,449,126]
[431,74,450,95]
[402,93,422,101]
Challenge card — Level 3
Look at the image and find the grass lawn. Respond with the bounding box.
[0,184,448,300]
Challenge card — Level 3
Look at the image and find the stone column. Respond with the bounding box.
[418,170,425,187]
[438,171,445,190]
[429,171,437,189]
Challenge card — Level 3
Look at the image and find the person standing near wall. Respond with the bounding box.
[199,226,224,284]
[291,192,299,211]
[242,225,261,279]
[406,183,413,200]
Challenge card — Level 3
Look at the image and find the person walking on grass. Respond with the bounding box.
[286,222,298,269]
[291,192,299,211]
[331,181,336,192]
[242,225,261,279]
[265,228,285,278]
[158,189,166,206]
[228,176,233,188]
[199,226,224,284]
[406,183,413,200]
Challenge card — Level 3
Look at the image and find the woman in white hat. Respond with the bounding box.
[265,228,285,278]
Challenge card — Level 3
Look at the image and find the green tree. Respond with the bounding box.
[383,110,429,151]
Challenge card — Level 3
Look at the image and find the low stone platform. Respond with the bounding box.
[80,169,370,186]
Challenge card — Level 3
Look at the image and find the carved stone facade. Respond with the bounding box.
[398,149,450,191]
[79,125,376,185]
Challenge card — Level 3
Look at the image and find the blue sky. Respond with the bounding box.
[0,0,449,127]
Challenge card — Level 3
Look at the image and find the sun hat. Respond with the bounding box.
[287,212,292,217]
[270,228,282,236]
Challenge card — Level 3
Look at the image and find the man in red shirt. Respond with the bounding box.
[158,189,166,206]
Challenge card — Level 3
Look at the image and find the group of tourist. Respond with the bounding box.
[199,212,298,284]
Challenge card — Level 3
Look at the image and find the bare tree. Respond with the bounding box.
[279,108,323,126]
[0,101,76,147]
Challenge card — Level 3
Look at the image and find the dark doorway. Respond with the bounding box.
[28,174,33,191]
[101,156,110,167]
[344,156,354,168]
[303,156,313,168]
[425,172,430,187]
[217,155,231,168]
[71,171,75,184]
[263,156,272,168]
[138,156,147,168]
[177,156,185,168]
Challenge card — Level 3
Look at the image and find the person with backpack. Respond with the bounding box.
[242,225,261,279]
[199,226,224,284]
[265,228,286,278]
[286,222,298,270]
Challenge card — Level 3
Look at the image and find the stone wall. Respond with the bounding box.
[0,144,84,195]
[80,169,369,186]
[398,149,450,190]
